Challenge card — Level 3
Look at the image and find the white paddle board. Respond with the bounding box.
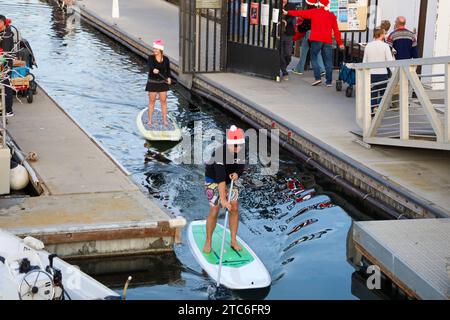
[136,108,182,141]
[187,220,271,290]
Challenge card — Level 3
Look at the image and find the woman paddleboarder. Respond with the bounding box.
[146,39,172,126]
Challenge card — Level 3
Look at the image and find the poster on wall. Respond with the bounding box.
[272,8,279,24]
[241,2,248,18]
[250,2,260,25]
[261,4,270,26]
[329,0,369,31]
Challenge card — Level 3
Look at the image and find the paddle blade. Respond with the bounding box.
[207,284,232,300]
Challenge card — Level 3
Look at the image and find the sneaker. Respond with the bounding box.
[326,83,333,87]
[312,80,322,86]
[6,112,14,117]
[283,75,289,81]
[291,69,303,75]
[321,71,326,77]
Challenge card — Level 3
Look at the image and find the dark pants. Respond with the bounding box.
[311,41,333,84]
[371,74,389,109]
[1,76,13,113]
[280,36,293,76]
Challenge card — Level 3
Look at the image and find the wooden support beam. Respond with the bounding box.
[399,67,410,140]
[20,222,177,245]
[362,69,372,137]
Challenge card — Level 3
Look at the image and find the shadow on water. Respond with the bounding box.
[2,0,388,299]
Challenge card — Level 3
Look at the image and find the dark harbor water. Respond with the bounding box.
[1,0,383,300]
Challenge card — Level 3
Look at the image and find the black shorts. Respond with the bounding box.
[145,81,169,92]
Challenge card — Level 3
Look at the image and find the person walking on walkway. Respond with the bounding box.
[279,0,296,81]
[0,15,14,117]
[146,39,172,126]
[291,0,325,76]
[386,16,418,60]
[285,0,344,87]
[203,125,246,254]
[363,28,394,114]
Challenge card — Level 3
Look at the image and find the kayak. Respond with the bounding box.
[187,220,271,290]
[136,108,182,141]
[0,229,120,300]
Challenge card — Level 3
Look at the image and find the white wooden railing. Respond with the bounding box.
[354,56,450,151]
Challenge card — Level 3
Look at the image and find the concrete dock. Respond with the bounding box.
[0,86,185,258]
[77,0,450,219]
[353,219,450,300]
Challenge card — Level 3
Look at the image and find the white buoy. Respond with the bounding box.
[10,164,29,191]
[112,0,120,18]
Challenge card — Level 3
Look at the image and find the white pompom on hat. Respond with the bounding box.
[318,0,330,10]
[226,125,245,145]
[153,39,164,51]
[305,0,317,5]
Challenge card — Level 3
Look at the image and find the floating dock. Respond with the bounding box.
[353,219,450,300]
[78,0,450,219]
[0,86,185,258]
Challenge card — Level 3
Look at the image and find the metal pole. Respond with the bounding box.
[216,179,234,287]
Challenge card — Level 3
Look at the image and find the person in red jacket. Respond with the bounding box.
[284,0,344,87]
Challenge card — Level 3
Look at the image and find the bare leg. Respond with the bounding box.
[159,91,168,126]
[148,92,157,125]
[204,205,220,253]
[229,201,242,251]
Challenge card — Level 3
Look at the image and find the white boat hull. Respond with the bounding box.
[0,229,120,300]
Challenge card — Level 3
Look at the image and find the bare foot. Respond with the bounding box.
[203,241,212,254]
[230,241,242,252]
[147,121,152,126]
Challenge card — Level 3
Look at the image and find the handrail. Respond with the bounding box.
[355,56,450,151]
[353,55,450,70]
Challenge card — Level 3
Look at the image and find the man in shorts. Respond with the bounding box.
[203,125,246,253]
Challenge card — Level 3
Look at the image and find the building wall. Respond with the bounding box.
[431,0,450,81]
[377,0,421,32]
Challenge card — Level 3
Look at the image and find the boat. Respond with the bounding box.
[0,229,121,300]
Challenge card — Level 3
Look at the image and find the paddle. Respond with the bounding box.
[207,180,235,300]
[158,72,177,85]
[157,73,200,111]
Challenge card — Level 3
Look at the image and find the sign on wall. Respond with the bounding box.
[329,0,369,32]
[196,0,222,9]
[250,2,260,25]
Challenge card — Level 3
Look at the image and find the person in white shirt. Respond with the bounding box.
[363,28,394,112]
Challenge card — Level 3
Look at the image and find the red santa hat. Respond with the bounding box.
[153,39,164,51]
[226,125,245,145]
[318,0,330,11]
